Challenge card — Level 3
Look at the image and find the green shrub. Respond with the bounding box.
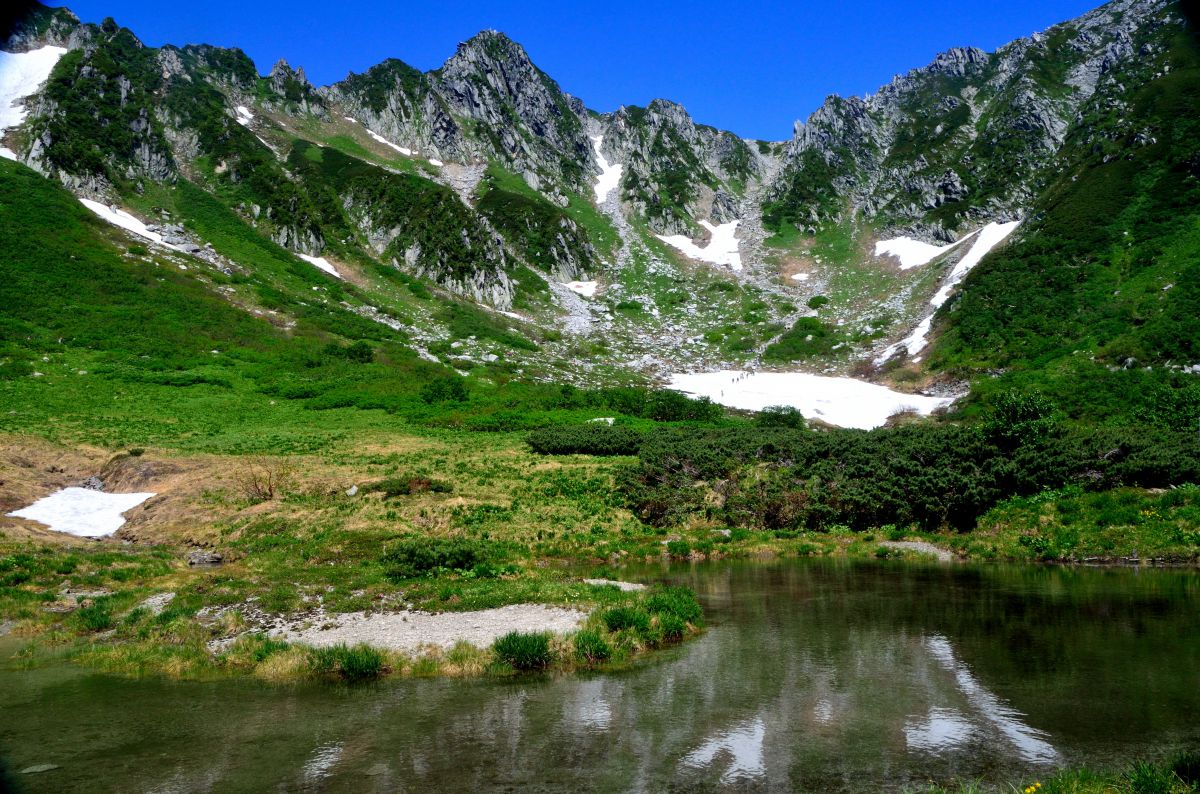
[420,377,469,404]
[526,424,644,456]
[644,587,703,624]
[308,643,385,681]
[602,606,650,633]
[75,601,114,632]
[1125,760,1176,794]
[381,538,490,580]
[665,540,691,558]
[572,629,611,664]
[493,631,553,670]
[658,614,687,642]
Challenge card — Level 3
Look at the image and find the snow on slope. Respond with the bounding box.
[235,105,254,126]
[657,220,742,271]
[8,487,156,538]
[668,370,955,430]
[564,280,598,297]
[298,253,341,278]
[590,135,623,205]
[78,198,181,250]
[876,221,1020,363]
[0,46,68,160]
[874,234,967,270]
[362,125,413,156]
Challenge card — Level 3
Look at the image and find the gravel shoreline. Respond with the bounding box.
[268,603,590,653]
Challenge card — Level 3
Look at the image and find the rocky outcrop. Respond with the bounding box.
[598,99,765,234]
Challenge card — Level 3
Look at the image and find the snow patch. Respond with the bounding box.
[427,158,444,167]
[297,253,341,278]
[589,135,623,205]
[790,273,810,282]
[874,235,965,270]
[0,46,68,139]
[564,280,598,297]
[234,105,254,126]
[365,128,412,156]
[77,198,192,253]
[657,220,742,271]
[7,487,156,538]
[667,370,955,430]
[876,221,1020,363]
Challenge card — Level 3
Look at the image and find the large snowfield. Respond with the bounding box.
[876,221,1021,363]
[667,370,956,430]
[0,45,68,160]
[8,487,157,538]
[657,220,742,271]
[590,136,623,205]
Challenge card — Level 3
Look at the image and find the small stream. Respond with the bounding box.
[2,559,1197,793]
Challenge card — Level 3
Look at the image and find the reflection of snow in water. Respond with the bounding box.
[301,742,343,782]
[681,716,765,782]
[925,635,1060,764]
[567,678,612,730]
[905,707,978,753]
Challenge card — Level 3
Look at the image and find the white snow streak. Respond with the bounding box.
[297,253,341,278]
[876,221,1020,363]
[8,487,156,538]
[589,135,623,205]
[657,220,742,271]
[234,105,254,126]
[790,273,810,282]
[668,370,955,430]
[365,128,412,156]
[427,158,443,167]
[564,280,598,298]
[77,199,193,253]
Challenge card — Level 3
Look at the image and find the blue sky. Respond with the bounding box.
[53,0,1100,140]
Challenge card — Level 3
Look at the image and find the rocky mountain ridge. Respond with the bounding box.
[766,0,1175,241]
[1,0,1194,386]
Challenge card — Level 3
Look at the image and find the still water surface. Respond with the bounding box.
[2,559,1198,793]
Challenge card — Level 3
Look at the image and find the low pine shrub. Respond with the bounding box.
[381,538,490,580]
[493,631,553,670]
[367,474,453,498]
[526,424,644,456]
